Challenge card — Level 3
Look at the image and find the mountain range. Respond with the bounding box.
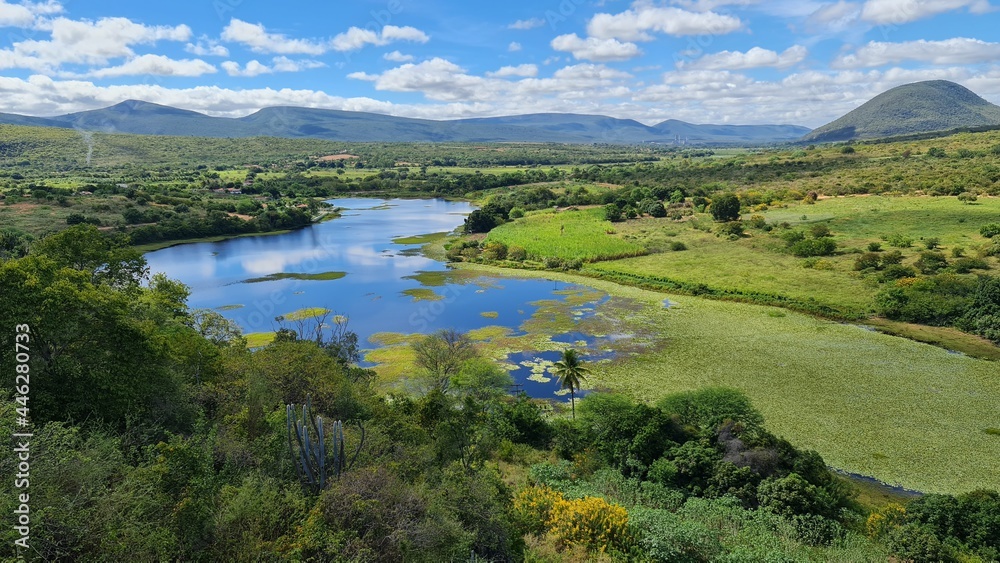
[3,80,999,145]
[0,100,811,145]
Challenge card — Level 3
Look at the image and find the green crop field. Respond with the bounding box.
[484,207,647,261]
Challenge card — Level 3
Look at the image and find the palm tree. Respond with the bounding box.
[551,349,590,419]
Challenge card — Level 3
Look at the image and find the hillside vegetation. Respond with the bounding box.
[804,80,1000,142]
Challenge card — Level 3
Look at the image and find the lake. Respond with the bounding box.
[145,197,615,399]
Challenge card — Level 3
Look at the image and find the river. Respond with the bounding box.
[145,197,610,398]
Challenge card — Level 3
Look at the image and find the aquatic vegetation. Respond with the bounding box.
[402,288,444,301]
[392,232,449,245]
[243,271,347,283]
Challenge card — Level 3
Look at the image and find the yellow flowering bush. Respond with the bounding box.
[546,496,632,553]
[866,503,906,539]
[513,485,563,536]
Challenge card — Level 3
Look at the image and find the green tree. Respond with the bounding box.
[413,329,477,392]
[552,349,590,419]
[710,194,741,222]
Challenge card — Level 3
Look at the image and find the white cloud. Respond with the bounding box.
[508,17,545,29]
[588,5,742,41]
[834,38,1000,67]
[383,50,414,62]
[0,16,192,71]
[860,0,993,24]
[221,56,325,77]
[806,1,863,31]
[64,54,216,78]
[508,41,522,52]
[551,33,642,62]
[681,45,808,70]
[221,18,328,55]
[186,37,229,57]
[487,64,538,77]
[0,0,62,27]
[330,25,428,52]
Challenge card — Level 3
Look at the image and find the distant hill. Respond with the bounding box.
[0,100,809,145]
[803,81,1000,143]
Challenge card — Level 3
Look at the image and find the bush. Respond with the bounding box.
[923,237,940,250]
[957,192,977,204]
[604,203,623,223]
[886,524,956,563]
[887,233,913,248]
[481,241,508,261]
[914,251,948,274]
[809,224,832,238]
[508,207,525,219]
[878,264,917,282]
[544,256,564,269]
[629,508,723,563]
[854,252,882,271]
[507,245,527,261]
[790,237,836,257]
[546,496,632,553]
[952,257,989,274]
[927,147,947,158]
[715,221,745,239]
[980,223,1000,238]
[841,146,855,154]
[669,241,687,251]
[867,242,882,252]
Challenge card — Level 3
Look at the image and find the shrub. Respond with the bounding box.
[881,250,904,265]
[790,237,837,257]
[841,146,855,154]
[629,508,723,563]
[958,192,978,204]
[952,257,989,274]
[866,503,907,539]
[746,214,768,230]
[867,242,882,252]
[547,496,632,553]
[507,245,527,261]
[544,256,565,269]
[915,251,948,274]
[923,237,940,250]
[669,241,687,251]
[887,233,913,248]
[604,203,623,223]
[809,224,832,238]
[980,223,1000,238]
[854,252,882,271]
[508,207,525,219]
[481,241,508,261]
[927,147,947,158]
[886,524,956,563]
[878,264,917,282]
[513,485,563,536]
[715,221,745,239]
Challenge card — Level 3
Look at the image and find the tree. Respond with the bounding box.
[603,203,623,223]
[551,349,590,419]
[413,329,477,392]
[710,194,741,222]
[32,224,148,288]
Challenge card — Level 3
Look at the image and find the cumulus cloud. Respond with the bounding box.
[330,25,428,52]
[186,37,229,57]
[383,50,414,62]
[508,41,522,52]
[588,5,742,41]
[508,17,545,29]
[0,16,192,71]
[860,0,993,24]
[62,54,216,78]
[834,38,1000,67]
[221,56,325,77]
[551,34,642,62]
[486,64,538,77]
[221,18,328,55]
[680,45,808,70]
[0,0,62,27]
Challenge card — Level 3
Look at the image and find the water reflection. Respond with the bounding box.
[145,198,614,400]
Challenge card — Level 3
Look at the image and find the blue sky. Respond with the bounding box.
[0,0,998,127]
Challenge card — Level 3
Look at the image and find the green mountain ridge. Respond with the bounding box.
[803,80,1000,143]
[1,100,811,144]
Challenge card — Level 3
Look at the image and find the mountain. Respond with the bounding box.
[803,81,1000,143]
[0,100,810,145]
[654,119,812,143]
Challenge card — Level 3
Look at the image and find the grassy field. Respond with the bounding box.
[460,264,1000,494]
[485,207,647,261]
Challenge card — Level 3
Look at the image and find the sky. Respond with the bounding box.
[0,0,998,127]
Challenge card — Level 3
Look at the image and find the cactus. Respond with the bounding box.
[287,395,365,494]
